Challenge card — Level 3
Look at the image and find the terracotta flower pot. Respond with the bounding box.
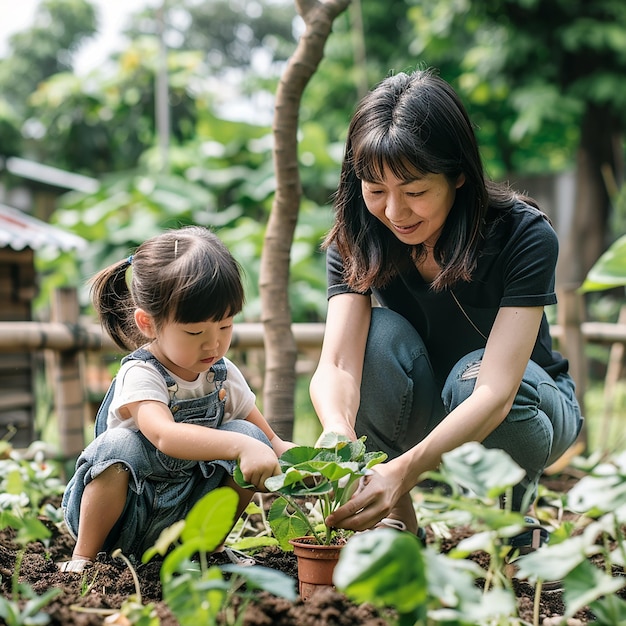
[289,537,344,600]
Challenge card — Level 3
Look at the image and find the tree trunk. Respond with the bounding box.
[559,103,622,286]
[259,0,351,439]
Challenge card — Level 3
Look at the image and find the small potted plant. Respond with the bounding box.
[235,433,387,599]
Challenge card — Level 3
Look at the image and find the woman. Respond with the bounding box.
[309,69,582,546]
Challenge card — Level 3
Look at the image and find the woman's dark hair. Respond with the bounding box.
[90,226,245,351]
[325,68,530,292]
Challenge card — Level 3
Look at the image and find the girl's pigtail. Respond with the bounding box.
[90,258,142,351]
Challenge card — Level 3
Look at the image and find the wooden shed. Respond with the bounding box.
[0,203,86,448]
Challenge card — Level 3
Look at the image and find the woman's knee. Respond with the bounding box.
[442,349,484,411]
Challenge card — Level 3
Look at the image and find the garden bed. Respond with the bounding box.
[2,467,621,625]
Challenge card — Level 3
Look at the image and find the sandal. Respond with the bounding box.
[505,517,562,592]
[376,517,427,546]
[506,516,549,557]
[57,558,93,573]
[221,547,257,567]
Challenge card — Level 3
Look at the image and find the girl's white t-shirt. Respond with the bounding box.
[106,356,256,431]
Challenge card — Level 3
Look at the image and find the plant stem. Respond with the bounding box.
[533,581,541,625]
[112,549,142,603]
[283,495,325,544]
[11,549,24,600]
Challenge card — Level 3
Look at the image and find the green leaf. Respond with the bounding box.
[589,594,626,625]
[440,442,526,500]
[514,535,588,582]
[425,549,486,608]
[232,464,254,489]
[162,567,225,626]
[220,564,297,600]
[562,561,626,619]
[21,587,62,619]
[568,472,626,516]
[181,487,238,552]
[142,520,186,563]
[278,445,324,466]
[315,432,353,449]
[264,467,333,495]
[229,535,279,551]
[364,450,388,468]
[334,528,427,614]
[267,498,310,550]
[580,235,626,292]
[0,510,24,532]
[5,469,24,495]
[17,516,51,546]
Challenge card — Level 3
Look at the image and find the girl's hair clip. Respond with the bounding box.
[127,255,134,265]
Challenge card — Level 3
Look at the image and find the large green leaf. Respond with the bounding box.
[181,487,238,552]
[220,564,297,600]
[334,528,427,615]
[562,561,626,619]
[440,441,526,500]
[580,235,626,292]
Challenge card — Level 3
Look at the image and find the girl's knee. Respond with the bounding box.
[100,462,131,479]
[220,420,271,446]
[89,462,131,492]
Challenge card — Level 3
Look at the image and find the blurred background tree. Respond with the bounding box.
[1,0,626,442]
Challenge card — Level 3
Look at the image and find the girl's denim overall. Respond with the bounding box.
[355,307,583,512]
[62,348,270,559]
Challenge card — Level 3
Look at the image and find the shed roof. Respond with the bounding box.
[1,156,100,194]
[0,204,87,252]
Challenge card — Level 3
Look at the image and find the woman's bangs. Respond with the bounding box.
[354,133,428,182]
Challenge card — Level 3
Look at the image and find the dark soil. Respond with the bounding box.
[1,470,620,625]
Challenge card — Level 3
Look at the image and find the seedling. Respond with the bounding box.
[235,433,387,547]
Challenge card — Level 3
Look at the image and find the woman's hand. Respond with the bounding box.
[324,461,405,531]
[315,424,357,446]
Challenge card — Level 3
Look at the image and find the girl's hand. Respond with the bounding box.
[324,461,403,531]
[238,439,281,491]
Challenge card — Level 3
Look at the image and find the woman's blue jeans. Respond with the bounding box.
[355,307,582,512]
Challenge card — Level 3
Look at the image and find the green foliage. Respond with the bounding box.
[333,442,626,624]
[0,449,65,518]
[0,449,64,626]
[235,433,387,546]
[0,0,97,116]
[142,487,296,625]
[511,452,626,619]
[0,587,62,626]
[579,234,626,292]
[48,127,332,322]
[405,0,626,176]
[333,442,535,624]
[334,528,427,617]
[27,40,206,173]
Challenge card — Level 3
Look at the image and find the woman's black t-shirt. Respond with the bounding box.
[326,201,568,384]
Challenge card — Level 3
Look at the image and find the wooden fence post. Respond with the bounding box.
[51,287,86,459]
[557,284,588,449]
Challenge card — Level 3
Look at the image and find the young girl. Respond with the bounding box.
[59,226,293,572]
[310,69,583,549]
